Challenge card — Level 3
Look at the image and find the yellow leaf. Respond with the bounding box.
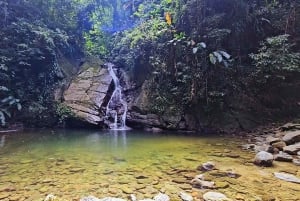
[165,12,172,25]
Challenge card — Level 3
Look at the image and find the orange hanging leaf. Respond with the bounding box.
[165,12,172,25]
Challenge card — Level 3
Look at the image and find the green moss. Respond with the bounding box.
[55,103,75,124]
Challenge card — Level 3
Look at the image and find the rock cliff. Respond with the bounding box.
[63,58,112,126]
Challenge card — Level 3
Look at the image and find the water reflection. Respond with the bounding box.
[110,130,127,149]
[85,130,128,150]
[0,135,5,148]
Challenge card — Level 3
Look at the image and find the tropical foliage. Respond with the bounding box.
[0,0,299,127]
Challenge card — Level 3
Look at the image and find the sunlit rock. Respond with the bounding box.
[274,172,300,184]
[179,192,193,201]
[153,193,170,201]
[274,151,293,162]
[266,136,281,144]
[283,143,300,155]
[282,131,300,145]
[197,161,216,171]
[271,141,286,150]
[44,194,58,201]
[191,174,215,189]
[64,57,112,126]
[254,151,273,167]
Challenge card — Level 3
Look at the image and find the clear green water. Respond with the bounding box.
[0,130,299,201]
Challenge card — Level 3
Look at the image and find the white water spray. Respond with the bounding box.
[105,63,130,130]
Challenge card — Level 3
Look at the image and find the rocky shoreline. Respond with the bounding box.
[243,122,300,167]
[1,122,300,201]
[34,120,299,201]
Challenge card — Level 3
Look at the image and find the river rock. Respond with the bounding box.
[80,196,100,201]
[273,172,300,184]
[0,192,10,200]
[282,130,300,145]
[274,151,293,162]
[69,167,85,173]
[203,192,230,201]
[44,194,58,201]
[280,123,300,131]
[179,192,193,201]
[292,159,300,166]
[253,151,273,167]
[191,178,215,189]
[120,186,134,194]
[266,136,281,144]
[153,193,170,201]
[101,198,127,201]
[64,58,112,126]
[283,143,300,155]
[271,141,286,150]
[198,162,215,171]
[242,144,256,151]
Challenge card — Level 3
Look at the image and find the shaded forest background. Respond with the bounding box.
[0,0,299,130]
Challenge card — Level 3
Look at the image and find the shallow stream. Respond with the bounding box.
[0,130,299,201]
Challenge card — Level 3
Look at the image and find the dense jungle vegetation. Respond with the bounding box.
[0,0,299,129]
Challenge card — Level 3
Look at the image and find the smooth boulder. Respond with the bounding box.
[254,151,273,166]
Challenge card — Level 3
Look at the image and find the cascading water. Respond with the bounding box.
[105,63,130,130]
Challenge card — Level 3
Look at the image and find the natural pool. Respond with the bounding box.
[0,129,299,201]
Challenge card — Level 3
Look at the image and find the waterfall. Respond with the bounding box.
[105,63,130,130]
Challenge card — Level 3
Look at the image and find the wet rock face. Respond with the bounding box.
[63,58,112,126]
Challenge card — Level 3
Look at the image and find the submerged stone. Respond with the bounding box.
[80,196,101,201]
[191,177,215,189]
[100,198,127,201]
[292,159,300,166]
[273,172,300,184]
[203,192,230,201]
[153,193,170,201]
[0,192,10,199]
[179,192,193,201]
[198,162,216,171]
[81,197,127,201]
